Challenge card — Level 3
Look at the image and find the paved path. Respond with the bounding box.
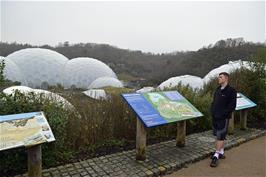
[166,135,266,177]
[15,128,266,177]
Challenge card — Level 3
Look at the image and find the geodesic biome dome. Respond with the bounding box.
[83,89,107,100]
[33,89,73,108]
[88,76,123,89]
[7,48,69,88]
[136,87,155,93]
[0,56,27,85]
[3,86,73,108]
[3,86,33,95]
[158,75,204,90]
[203,60,250,84]
[63,57,117,89]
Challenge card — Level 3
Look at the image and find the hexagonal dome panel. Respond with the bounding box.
[0,56,27,85]
[158,75,203,90]
[7,48,69,88]
[3,86,73,108]
[203,60,250,84]
[88,76,123,89]
[63,57,117,89]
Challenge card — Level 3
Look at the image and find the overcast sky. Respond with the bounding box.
[1,0,265,53]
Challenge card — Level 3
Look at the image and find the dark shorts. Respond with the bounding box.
[212,119,229,140]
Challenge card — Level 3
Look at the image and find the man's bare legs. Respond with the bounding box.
[210,139,225,167]
[216,140,224,152]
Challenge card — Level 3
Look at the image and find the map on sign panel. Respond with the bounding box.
[0,112,55,151]
[122,91,203,127]
[143,92,199,120]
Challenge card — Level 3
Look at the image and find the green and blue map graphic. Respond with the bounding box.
[122,91,203,127]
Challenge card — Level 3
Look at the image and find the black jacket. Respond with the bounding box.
[211,85,237,120]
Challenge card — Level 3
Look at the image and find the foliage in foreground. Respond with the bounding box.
[0,48,265,176]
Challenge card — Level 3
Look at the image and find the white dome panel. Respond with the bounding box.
[158,75,203,90]
[83,89,107,100]
[3,86,73,108]
[63,57,117,89]
[0,56,27,85]
[136,87,155,93]
[203,60,250,84]
[3,86,33,95]
[7,48,69,88]
[33,89,73,108]
[88,76,123,89]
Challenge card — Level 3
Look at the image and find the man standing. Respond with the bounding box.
[210,72,237,167]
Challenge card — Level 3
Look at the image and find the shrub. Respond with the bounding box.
[0,60,5,86]
[0,91,76,176]
[203,48,266,122]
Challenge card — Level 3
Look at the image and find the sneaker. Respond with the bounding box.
[210,152,225,159]
[210,156,219,167]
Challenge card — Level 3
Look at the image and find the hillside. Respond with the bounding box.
[0,38,265,85]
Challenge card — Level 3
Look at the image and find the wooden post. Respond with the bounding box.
[136,118,147,160]
[240,109,248,130]
[228,112,235,135]
[27,145,42,177]
[176,120,186,147]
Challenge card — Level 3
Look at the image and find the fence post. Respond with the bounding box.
[240,109,248,130]
[136,118,147,160]
[176,120,186,147]
[228,112,235,135]
[27,145,42,177]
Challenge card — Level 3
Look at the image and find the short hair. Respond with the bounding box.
[219,72,229,78]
